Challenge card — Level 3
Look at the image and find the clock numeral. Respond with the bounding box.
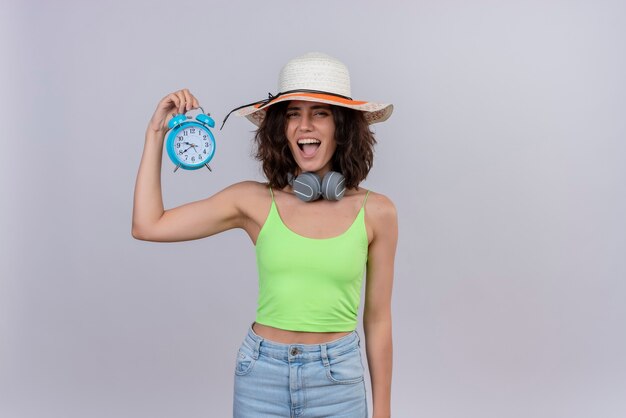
[190,128,196,134]
[203,135,207,139]
[184,155,188,160]
[205,142,209,147]
[177,136,183,141]
[203,149,206,154]
[183,131,188,136]
[191,156,196,162]
[176,143,180,148]
[178,150,183,155]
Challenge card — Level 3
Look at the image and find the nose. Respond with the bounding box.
[298,112,313,131]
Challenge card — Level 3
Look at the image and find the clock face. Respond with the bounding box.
[172,126,215,166]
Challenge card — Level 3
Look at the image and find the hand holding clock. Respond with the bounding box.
[148,88,200,134]
[146,89,216,172]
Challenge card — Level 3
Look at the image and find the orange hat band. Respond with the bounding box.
[254,91,367,109]
[221,89,365,130]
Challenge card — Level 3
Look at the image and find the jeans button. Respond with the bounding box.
[290,347,299,356]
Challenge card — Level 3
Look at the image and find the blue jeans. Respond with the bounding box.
[233,323,368,417]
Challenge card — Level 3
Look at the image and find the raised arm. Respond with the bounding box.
[363,192,398,418]
[131,89,245,242]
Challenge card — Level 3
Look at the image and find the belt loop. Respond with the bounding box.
[253,335,262,360]
[320,343,330,367]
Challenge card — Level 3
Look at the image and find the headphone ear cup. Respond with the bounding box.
[321,171,346,201]
[292,172,322,202]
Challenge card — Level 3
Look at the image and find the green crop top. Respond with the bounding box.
[254,187,370,332]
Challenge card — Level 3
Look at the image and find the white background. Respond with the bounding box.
[1,1,625,417]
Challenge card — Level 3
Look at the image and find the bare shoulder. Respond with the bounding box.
[220,180,269,202]
[225,180,268,194]
[364,190,398,223]
[199,180,268,218]
[220,180,270,209]
[362,190,398,243]
[221,178,266,203]
[222,181,272,242]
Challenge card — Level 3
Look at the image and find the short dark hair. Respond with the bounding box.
[254,101,377,189]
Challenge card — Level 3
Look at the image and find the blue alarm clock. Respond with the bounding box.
[165,107,216,172]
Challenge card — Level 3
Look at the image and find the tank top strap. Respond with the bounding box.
[361,190,371,209]
[269,186,274,201]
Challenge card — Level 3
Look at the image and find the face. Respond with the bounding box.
[284,100,337,178]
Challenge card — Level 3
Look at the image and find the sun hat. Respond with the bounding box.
[221,52,393,129]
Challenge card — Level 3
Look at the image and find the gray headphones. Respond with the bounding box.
[288,171,346,202]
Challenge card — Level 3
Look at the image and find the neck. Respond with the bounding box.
[295,166,333,179]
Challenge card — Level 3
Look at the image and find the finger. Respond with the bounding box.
[181,89,193,111]
[188,92,199,110]
[175,90,186,114]
[162,93,180,112]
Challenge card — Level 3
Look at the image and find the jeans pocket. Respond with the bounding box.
[234,343,257,376]
[324,346,365,384]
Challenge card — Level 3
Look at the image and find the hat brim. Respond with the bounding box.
[235,92,393,126]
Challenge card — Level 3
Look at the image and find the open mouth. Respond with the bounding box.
[297,139,321,156]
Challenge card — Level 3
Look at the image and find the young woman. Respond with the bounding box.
[132,52,397,418]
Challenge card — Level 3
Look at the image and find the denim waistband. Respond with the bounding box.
[242,322,361,363]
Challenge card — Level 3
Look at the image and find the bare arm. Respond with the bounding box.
[131,89,245,242]
[363,193,398,418]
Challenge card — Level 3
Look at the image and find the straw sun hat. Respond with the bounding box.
[221,52,393,128]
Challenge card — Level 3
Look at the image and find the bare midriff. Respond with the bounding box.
[252,322,352,344]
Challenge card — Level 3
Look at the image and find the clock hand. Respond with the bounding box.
[182,141,199,151]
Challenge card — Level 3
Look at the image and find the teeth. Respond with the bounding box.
[297,139,320,144]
